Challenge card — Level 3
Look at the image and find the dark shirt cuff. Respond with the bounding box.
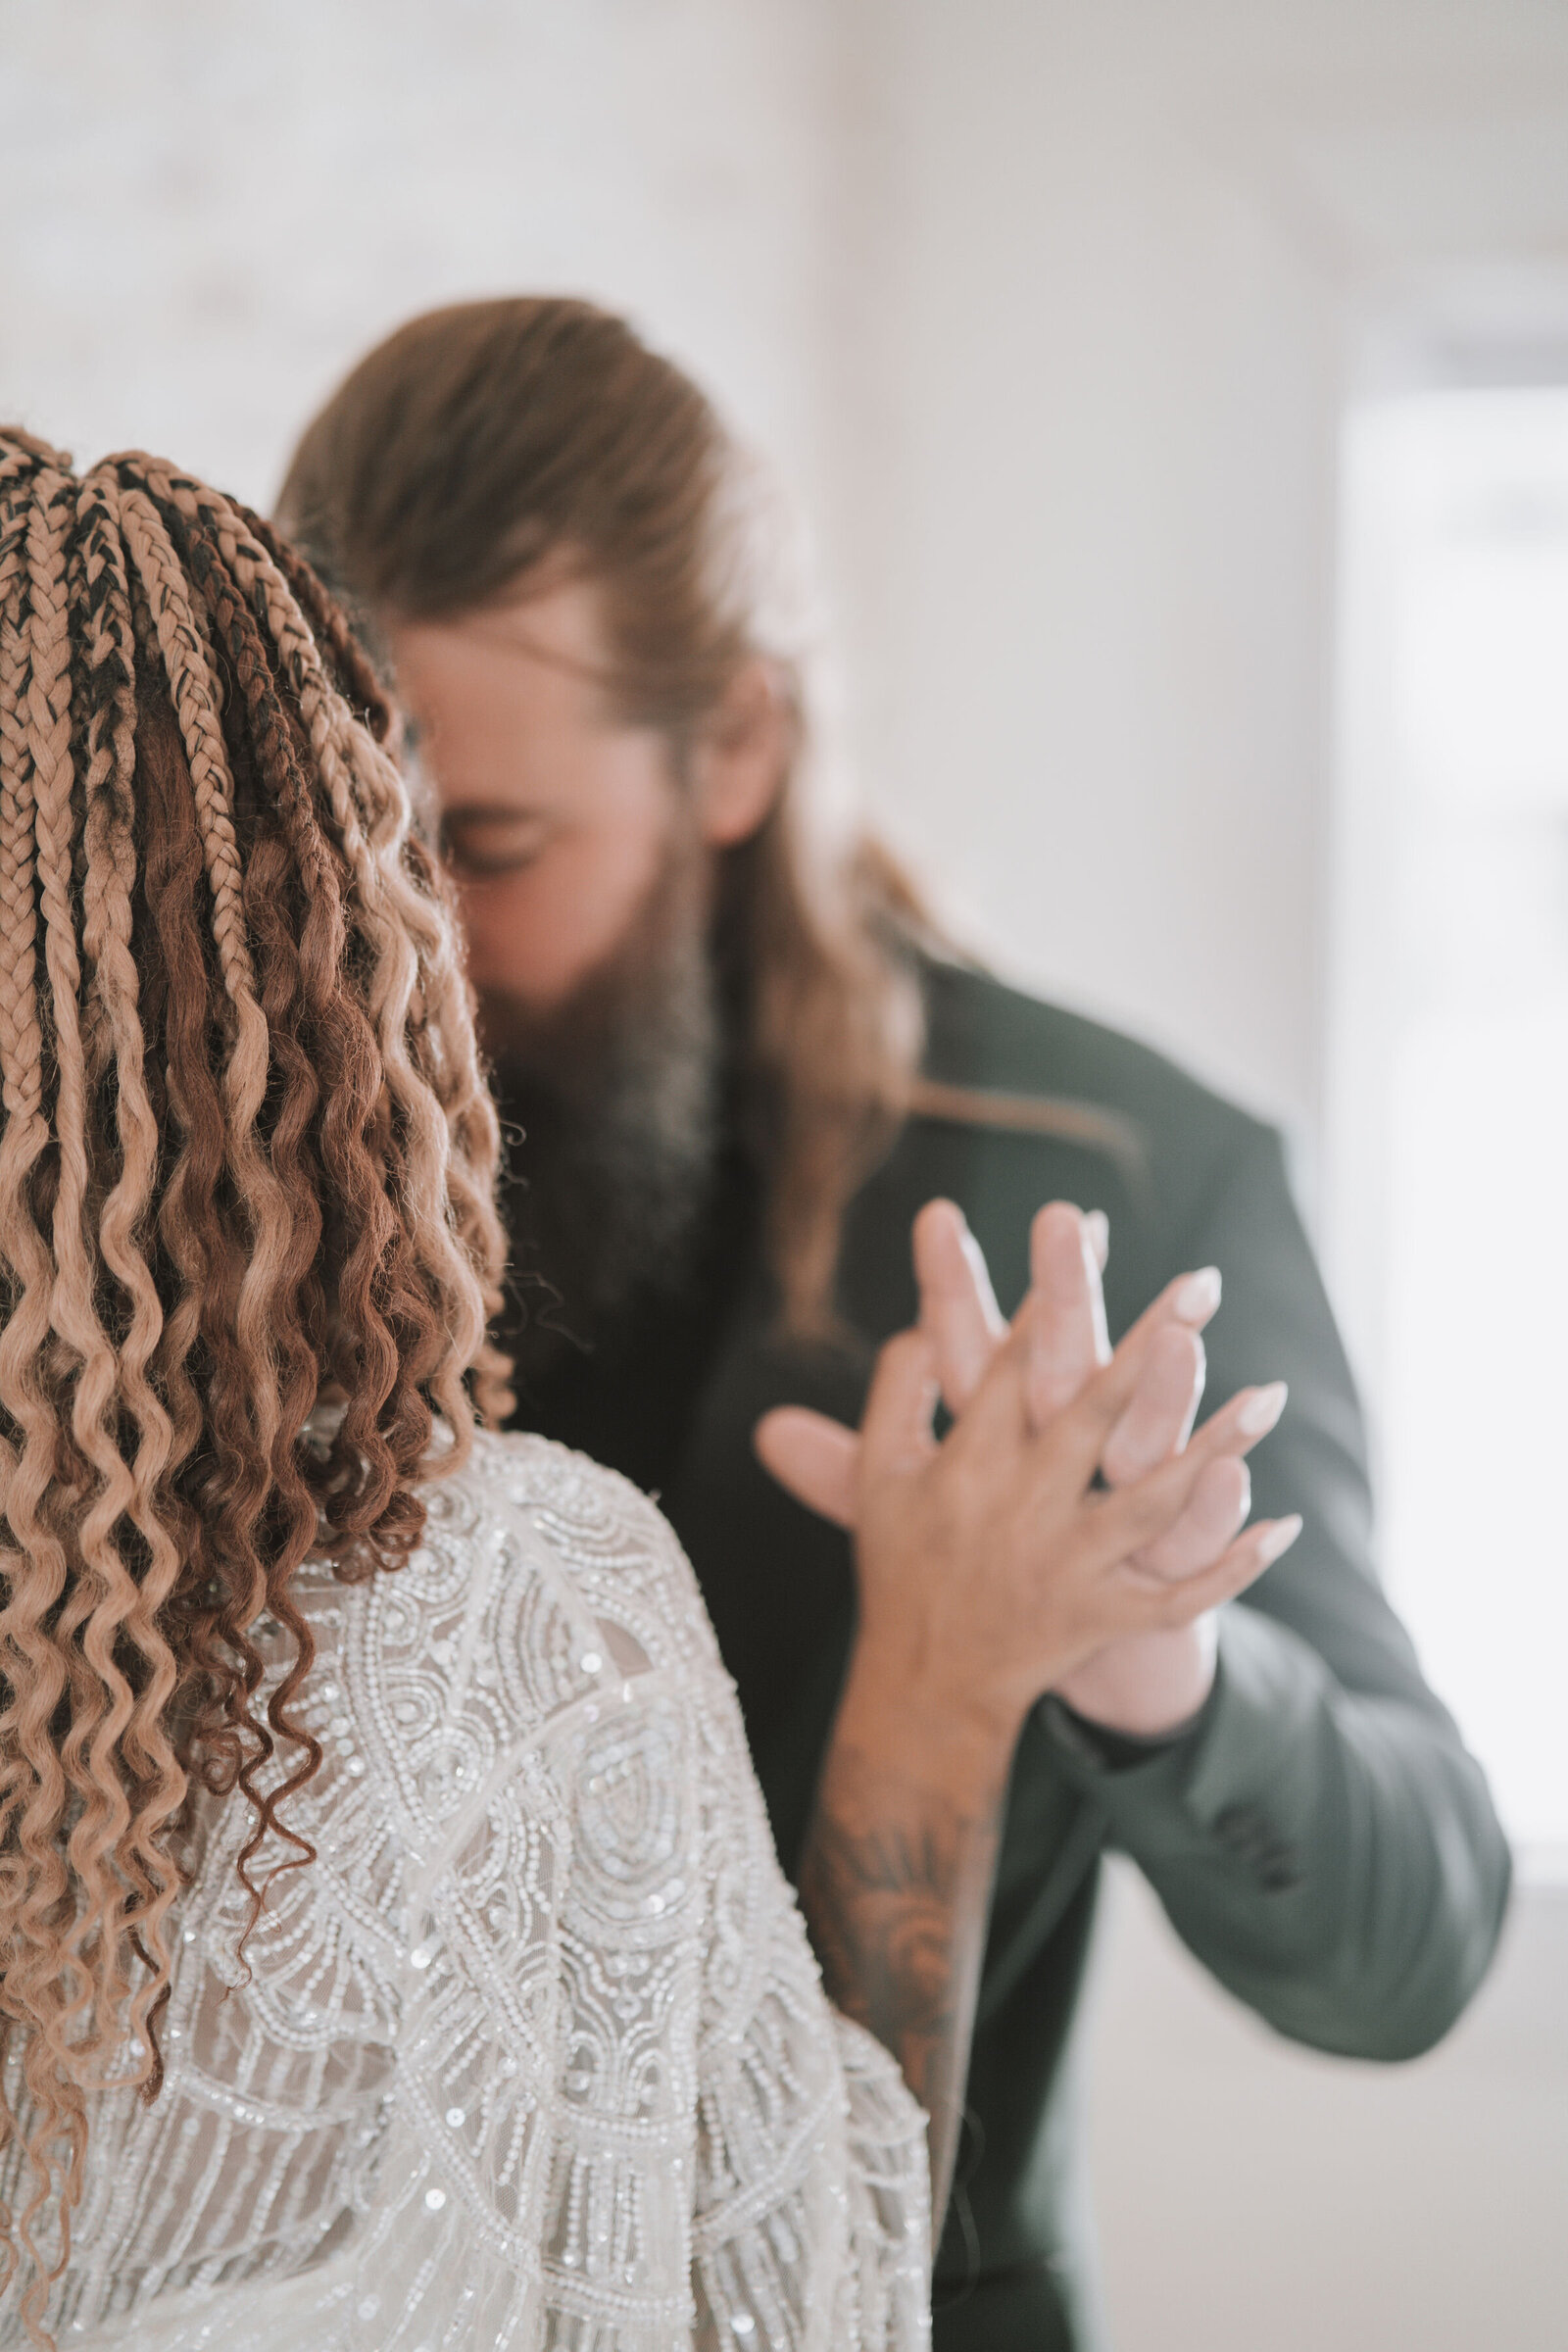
[1038,1680,1218,1773]
[1038,1607,1330,1891]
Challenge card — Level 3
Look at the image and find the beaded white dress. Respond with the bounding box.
[1,1433,929,2352]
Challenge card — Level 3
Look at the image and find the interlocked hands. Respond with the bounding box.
[757,1200,1301,1743]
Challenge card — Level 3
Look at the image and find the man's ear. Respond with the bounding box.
[691,658,795,847]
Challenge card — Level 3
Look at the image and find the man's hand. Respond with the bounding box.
[1007,1199,1281,1734]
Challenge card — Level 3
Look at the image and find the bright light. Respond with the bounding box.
[1332,390,1568,1858]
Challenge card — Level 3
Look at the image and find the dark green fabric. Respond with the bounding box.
[508,956,1511,2351]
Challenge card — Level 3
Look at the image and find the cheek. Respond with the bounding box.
[454,823,670,1010]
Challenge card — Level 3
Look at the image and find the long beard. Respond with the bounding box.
[481,827,721,1371]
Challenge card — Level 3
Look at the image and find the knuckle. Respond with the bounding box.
[878,1327,926,1377]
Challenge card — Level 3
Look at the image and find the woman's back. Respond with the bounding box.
[0,434,926,2349]
[2,1431,926,2350]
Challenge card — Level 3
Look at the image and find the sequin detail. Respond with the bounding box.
[1,1433,929,2350]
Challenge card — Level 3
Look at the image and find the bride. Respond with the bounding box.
[0,430,1287,2350]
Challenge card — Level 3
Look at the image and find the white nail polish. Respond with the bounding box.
[1256,1513,1303,1565]
[1172,1266,1222,1323]
[1237,1381,1289,1438]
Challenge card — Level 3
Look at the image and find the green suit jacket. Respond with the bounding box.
[512,956,1511,2352]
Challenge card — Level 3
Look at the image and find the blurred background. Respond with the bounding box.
[3,2,1565,2343]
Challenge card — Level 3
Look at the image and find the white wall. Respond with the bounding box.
[832,0,1568,1134]
[1088,1859,1568,2352]
[0,0,847,602]
[832,14,1568,2345]
[3,4,1565,2345]
[832,1,1342,1126]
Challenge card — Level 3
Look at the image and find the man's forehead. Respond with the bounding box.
[393,600,635,815]
[403,575,618,697]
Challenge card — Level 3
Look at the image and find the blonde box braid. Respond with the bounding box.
[147,482,478,1544]
[0,429,509,2342]
[142,465,511,1436]
[0,458,87,2309]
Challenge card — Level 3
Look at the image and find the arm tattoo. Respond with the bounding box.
[798,1741,1004,2220]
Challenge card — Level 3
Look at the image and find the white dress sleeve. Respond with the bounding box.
[11,1434,927,2352]
[336,1433,931,2352]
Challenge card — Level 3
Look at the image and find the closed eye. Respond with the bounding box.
[439,809,556,878]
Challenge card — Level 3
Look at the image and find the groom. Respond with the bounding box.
[280,298,1510,2352]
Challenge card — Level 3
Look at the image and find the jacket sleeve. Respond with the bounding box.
[1041,1118,1511,2059]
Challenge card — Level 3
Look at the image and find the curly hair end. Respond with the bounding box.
[0,427,509,2336]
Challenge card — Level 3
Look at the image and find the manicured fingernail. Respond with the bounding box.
[1172,1267,1222,1324]
[1042,1216,1089,1298]
[1255,1513,1302,1566]
[1237,1381,1288,1438]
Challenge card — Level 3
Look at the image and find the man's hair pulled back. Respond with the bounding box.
[280,297,929,1331]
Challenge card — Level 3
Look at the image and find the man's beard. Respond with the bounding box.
[480,824,722,1369]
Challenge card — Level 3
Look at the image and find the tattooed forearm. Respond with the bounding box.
[798,1730,1007,2224]
[802,1814,960,2091]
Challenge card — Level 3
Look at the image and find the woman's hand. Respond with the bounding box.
[918,1197,1298,1732]
[836,1252,1294,1746]
[779,1202,1298,2223]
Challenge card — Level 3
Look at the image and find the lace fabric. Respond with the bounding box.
[0,1433,929,2352]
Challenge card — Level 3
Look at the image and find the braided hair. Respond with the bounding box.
[0,427,510,2334]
